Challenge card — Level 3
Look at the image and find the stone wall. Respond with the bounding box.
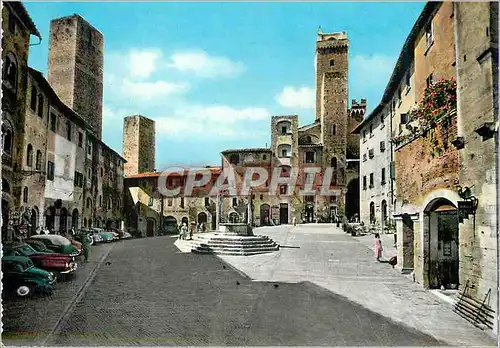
[454,1,498,334]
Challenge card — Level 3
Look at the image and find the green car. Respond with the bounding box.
[2,255,57,297]
[29,234,81,257]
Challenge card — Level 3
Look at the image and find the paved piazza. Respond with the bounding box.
[2,225,496,346]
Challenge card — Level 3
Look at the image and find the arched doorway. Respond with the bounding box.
[164,216,178,234]
[369,202,375,224]
[45,206,55,232]
[381,200,387,227]
[197,212,207,224]
[59,208,68,233]
[305,204,314,223]
[146,218,155,237]
[228,212,239,223]
[72,209,79,229]
[260,204,270,226]
[345,178,359,221]
[30,207,38,236]
[424,198,459,289]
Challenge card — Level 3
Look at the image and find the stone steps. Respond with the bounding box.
[189,233,279,256]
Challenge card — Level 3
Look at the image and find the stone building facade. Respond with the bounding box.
[123,115,156,177]
[452,1,498,335]
[122,30,366,234]
[2,6,125,240]
[2,2,42,241]
[353,1,498,335]
[48,14,104,140]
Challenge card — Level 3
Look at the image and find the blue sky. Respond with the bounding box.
[25,2,425,170]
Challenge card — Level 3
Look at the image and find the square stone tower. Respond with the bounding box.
[123,115,156,177]
[47,14,104,139]
[315,31,350,212]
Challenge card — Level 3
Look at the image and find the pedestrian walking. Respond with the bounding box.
[180,223,188,240]
[373,233,383,262]
[292,216,297,227]
[82,232,91,263]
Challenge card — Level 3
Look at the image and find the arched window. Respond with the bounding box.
[23,187,28,203]
[108,197,113,209]
[1,121,13,155]
[86,197,92,209]
[99,195,102,207]
[35,150,42,170]
[3,52,18,92]
[332,124,336,135]
[26,144,33,167]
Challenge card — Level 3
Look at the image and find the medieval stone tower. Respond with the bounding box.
[47,14,104,139]
[315,31,349,212]
[314,30,363,218]
[123,115,156,177]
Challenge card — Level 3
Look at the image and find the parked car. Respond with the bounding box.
[90,228,115,243]
[3,243,77,278]
[74,229,96,246]
[25,238,56,253]
[2,255,56,297]
[120,231,133,239]
[29,235,80,257]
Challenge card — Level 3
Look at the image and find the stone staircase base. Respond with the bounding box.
[189,233,280,256]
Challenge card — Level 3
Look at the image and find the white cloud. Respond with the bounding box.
[121,78,189,100]
[155,104,270,139]
[168,51,245,78]
[351,54,396,89]
[128,49,162,78]
[276,86,315,109]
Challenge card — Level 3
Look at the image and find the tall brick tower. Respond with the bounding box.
[123,115,156,177]
[47,14,104,139]
[315,30,350,214]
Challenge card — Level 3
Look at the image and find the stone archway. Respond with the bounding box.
[59,208,68,233]
[260,204,270,226]
[164,216,178,234]
[345,178,359,220]
[45,206,55,232]
[72,209,79,229]
[197,212,207,224]
[30,207,39,236]
[146,218,156,237]
[423,197,459,289]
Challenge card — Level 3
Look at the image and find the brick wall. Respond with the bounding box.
[395,116,460,206]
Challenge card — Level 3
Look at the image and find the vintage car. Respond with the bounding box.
[29,235,80,257]
[120,231,133,239]
[25,238,56,253]
[2,255,56,297]
[3,243,77,278]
